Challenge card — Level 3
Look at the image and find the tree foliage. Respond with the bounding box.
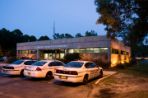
[95,0,148,57]
[0,28,37,56]
[53,33,73,39]
[85,30,98,36]
[38,35,50,41]
[75,33,83,38]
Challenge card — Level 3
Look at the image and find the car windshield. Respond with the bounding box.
[65,62,84,68]
[12,60,24,65]
[32,61,47,66]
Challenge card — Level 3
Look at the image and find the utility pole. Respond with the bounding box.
[53,20,56,35]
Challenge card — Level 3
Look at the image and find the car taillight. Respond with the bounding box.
[56,70,63,73]
[36,67,42,71]
[3,66,14,69]
[70,71,78,75]
[56,70,78,75]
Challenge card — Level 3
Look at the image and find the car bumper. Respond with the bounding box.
[1,69,20,75]
[24,70,45,78]
[54,73,84,83]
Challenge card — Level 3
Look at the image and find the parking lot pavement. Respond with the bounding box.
[0,67,117,98]
[0,73,98,98]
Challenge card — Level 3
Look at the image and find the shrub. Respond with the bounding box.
[64,53,80,63]
[80,53,110,68]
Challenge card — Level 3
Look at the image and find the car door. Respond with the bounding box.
[84,62,95,79]
[92,63,100,78]
[51,61,64,72]
[24,60,36,67]
[48,62,55,72]
[85,62,99,79]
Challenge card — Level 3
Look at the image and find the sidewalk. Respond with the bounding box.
[95,70,117,85]
[87,70,117,98]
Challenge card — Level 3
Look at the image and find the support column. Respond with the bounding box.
[16,50,19,59]
[36,49,40,60]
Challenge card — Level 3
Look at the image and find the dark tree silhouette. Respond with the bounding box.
[75,33,83,37]
[53,33,73,39]
[0,28,37,56]
[95,0,148,58]
[85,30,98,36]
[29,35,37,42]
[38,35,50,41]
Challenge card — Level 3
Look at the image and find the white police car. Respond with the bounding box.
[24,60,64,79]
[2,59,36,76]
[54,61,103,84]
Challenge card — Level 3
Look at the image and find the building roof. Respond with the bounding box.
[17,36,111,50]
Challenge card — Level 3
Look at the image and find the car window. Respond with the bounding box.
[55,61,63,66]
[64,62,83,68]
[48,62,55,66]
[24,61,36,65]
[32,61,46,66]
[12,60,24,65]
[48,61,63,66]
[85,63,96,68]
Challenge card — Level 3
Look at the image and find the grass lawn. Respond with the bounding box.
[91,62,148,98]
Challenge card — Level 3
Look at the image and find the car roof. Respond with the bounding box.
[70,60,93,63]
[20,59,37,61]
[39,59,61,62]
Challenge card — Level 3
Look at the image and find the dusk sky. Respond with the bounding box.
[0,0,106,38]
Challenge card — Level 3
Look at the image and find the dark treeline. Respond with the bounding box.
[0,28,37,56]
[0,28,97,57]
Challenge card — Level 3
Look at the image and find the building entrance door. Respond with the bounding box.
[44,53,53,60]
[41,49,64,60]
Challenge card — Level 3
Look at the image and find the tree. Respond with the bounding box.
[85,30,98,36]
[0,28,18,56]
[22,34,31,42]
[64,33,73,38]
[29,35,37,42]
[53,33,61,39]
[12,29,24,42]
[38,35,50,41]
[75,33,83,37]
[0,28,38,57]
[53,33,73,39]
[95,0,148,59]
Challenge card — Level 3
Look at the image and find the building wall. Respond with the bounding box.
[16,36,130,67]
[110,40,131,67]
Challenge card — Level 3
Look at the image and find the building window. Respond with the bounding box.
[67,48,108,54]
[112,49,119,54]
[18,50,37,54]
[121,50,126,55]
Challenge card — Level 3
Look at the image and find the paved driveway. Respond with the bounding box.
[0,63,116,98]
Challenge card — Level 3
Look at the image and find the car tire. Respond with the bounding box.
[83,75,88,84]
[45,72,53,80]
[20,70,24,77]
[99,70,103,78]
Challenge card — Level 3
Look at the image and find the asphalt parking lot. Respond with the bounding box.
[0,63,116,98]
